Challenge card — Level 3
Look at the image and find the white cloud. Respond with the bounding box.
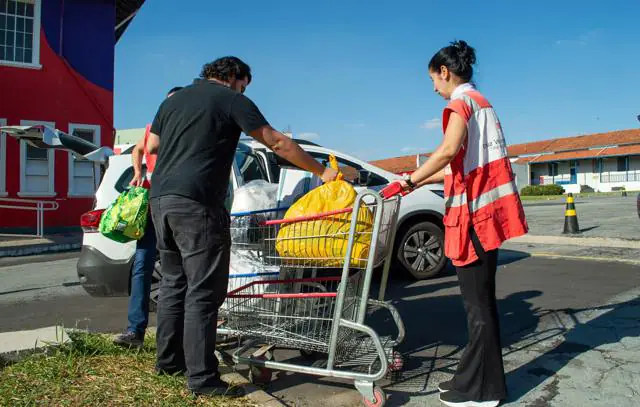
[297,132,320,140]
[420,118,441,131]
[555,29,602,47]
[555,39,587,46]
[344,122,366,129]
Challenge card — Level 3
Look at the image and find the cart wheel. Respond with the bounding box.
[363,386,386,407]
[388,351,404,372]
[300,349,324,360]
[248,355,273,385]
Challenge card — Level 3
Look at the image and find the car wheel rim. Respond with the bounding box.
[150,260,161,305]
[403,230,442,274]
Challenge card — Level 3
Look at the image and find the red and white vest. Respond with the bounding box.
[142,123,156,189]
[442,84,528,267]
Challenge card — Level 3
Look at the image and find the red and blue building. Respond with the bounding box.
[0,0,144,233]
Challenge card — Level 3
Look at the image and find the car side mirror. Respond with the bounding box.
[358,170,371,186]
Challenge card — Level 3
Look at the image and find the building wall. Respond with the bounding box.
[531,155,640,193]
[0,0,116,232]
[510,161,529,193]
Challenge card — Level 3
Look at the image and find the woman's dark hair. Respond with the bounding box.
[167,86,183,95]
[428,40,476,82]
[200,56,252,83]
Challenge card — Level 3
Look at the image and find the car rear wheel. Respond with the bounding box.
[396,221,446,280]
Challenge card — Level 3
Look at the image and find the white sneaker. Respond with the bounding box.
[439,391,500,407]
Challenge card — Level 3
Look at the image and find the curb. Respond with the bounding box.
[510,234,640,249]
[0,242,81,257]
[222,371,286,406]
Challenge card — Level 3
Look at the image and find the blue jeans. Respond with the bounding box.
[127,213,157,335]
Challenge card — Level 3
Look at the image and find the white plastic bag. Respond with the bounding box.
[221,249,281,313]
[231,180,278,215]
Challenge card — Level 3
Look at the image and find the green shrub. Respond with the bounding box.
[520,184,565,196]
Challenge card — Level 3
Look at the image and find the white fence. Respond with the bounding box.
[600,170,640,183]
[0,198,59,237]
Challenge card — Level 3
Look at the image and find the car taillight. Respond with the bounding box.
[80,209,104,232]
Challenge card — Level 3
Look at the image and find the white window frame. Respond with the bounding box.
[0,0,42,69]
[0,118,7,196]
[67,123,101,197]
[18,119,55,197]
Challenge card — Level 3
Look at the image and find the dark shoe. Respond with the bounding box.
[439,390,500,407]
[191,379,245,398]
[113,331,144,349]
[438,379,454,393]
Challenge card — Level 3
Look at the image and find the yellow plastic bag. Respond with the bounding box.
[275,155,374,268]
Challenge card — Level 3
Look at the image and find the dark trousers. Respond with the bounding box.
[452,228,507,401]
[150,195,231,391]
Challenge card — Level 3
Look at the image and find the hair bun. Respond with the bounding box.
[451,40,476,67]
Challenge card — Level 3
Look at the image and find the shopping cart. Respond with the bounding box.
[220,184,406,407]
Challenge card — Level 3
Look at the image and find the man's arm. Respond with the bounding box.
[231,94,337,182]
[248,125,335,181]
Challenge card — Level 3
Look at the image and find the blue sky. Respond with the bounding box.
[114,0,640,161]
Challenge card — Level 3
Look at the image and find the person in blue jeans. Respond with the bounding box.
[113,86,183,348]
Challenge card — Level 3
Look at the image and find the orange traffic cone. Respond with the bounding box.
[563,193,580,234]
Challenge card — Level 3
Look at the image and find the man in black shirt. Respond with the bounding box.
[146,56,337,397]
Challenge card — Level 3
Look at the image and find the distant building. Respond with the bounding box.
[369,128,640,193]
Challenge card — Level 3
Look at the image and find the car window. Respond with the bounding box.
[115,165,147,193]
[235,147,269,183]
[309,153,388,187]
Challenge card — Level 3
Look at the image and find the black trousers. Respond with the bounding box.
[150,195,230,391]
[452,228,507,401]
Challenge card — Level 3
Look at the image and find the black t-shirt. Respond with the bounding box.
[149,79,269,208]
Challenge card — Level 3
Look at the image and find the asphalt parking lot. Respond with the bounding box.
[522,195,639,240]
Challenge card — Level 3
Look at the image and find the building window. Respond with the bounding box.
[68,124,101,197]
[0,118,6,196]
[548,162,558,177]
[18,120,55,197]
[0,0,41,68]
[617,157,628,172]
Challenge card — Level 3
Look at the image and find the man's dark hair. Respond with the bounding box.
[168,86,183,95]
[200,56,252,83]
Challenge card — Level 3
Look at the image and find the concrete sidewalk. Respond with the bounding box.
[0,233,82,257]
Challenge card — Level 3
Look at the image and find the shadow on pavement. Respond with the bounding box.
[504,295,640,404]
[259,249,541,405]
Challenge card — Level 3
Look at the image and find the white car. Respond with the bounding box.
[4,125,446,307]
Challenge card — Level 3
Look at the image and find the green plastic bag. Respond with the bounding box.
[99,187,149,243]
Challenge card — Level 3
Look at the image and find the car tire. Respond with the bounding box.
[396,221,446,280]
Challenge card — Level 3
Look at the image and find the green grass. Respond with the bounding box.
[0,331,254,407]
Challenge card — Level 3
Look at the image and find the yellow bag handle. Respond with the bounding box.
[329,154,344,181]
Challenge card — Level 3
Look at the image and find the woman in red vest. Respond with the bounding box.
[400,40,528,407]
